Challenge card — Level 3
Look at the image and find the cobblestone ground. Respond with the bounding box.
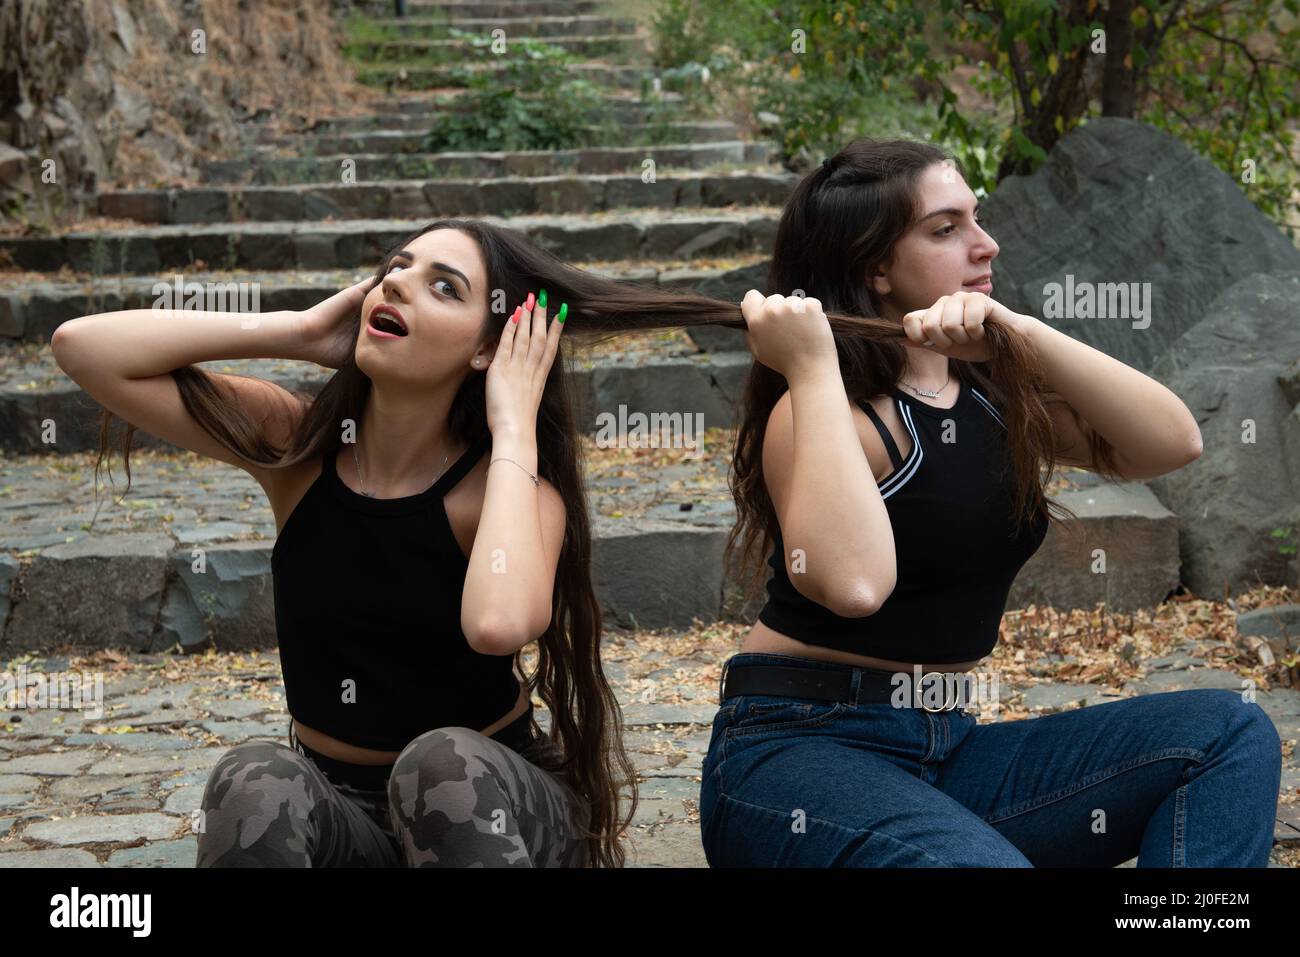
[2,602,1297,867]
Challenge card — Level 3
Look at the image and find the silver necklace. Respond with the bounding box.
[354,442,451,498]
[900,362,952,399]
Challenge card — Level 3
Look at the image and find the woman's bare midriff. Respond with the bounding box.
[266,449,533,766]
[741,620,983,674]
[291,678,532,765]
[736,386,984,676]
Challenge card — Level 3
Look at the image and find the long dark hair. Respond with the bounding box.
[91,219,752,867]
[724,138,1124,600]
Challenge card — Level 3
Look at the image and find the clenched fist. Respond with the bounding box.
[740,289,838,381]
[902,291,1033,362]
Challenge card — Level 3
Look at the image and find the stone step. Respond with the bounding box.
[0,257,761,347]
[368,14,638,37]
[259,102,687,135]
[237,90,691,140]
[0,450,1182,649]
[0,329,754,455]
[354,62,653,91]
[0,206,781,276]
[401,1,607,16]
[369,88,684,117]
[1008,481,1183,614]
[347,34,649,60]
[250,120,741,150]
[203,140,773,185]
[96,170,796,225]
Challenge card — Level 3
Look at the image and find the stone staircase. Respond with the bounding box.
[1,0,1276,869]
[0,0,1191,649]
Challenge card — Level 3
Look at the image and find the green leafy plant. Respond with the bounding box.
[421,39,613,152]
[629,91,689,146]
[650,0,771,72]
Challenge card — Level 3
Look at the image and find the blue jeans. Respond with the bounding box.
[700,653,1282,867]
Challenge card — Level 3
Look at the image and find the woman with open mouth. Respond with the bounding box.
[54,217,755,867]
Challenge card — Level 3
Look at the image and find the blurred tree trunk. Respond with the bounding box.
[1102,0,1137,116]
[996,0,1095,180]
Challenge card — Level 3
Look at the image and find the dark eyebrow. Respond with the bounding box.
[918,204,980,223]
[390,250,472,294]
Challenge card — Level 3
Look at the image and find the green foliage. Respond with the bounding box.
[421,39,614,152]
[1137,0,1300,226]
[646,0,772,119]
[932,0,1300,219]
[2,175,70,235]
[651,0,948,166]
[2,193,33,233]
[649,0,770,72]
[652,0,1299,225]
[339,9,400,45]
[343,22,481,68]
[635,92,690,146]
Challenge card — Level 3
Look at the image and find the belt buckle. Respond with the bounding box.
[918,671,961,713]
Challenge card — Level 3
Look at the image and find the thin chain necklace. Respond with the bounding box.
[900,360,952,399]
[354,441,451,498]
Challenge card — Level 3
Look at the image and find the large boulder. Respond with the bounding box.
[1146,272,1300,598]
[981,118,1300,372]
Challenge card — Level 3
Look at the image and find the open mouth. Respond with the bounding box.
[368,304,408,337]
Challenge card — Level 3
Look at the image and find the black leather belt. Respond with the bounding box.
[720,661,976,713]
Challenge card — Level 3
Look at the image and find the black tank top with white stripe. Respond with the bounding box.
[757,379,1049,663]
[271,432,520,751]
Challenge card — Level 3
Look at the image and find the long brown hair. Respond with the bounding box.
[91,219,756,868]
[725,138,1125,599]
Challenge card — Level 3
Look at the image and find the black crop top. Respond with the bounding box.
[757,379,1049,663]
[271,432,521,752]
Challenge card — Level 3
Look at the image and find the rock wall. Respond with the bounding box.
[0,0,358,228]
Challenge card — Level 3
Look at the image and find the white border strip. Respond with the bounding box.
[879,401,923,499]
[969,387,1006,429]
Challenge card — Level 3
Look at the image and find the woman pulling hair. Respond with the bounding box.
[700,138,1282,867]
[53,218,751,867]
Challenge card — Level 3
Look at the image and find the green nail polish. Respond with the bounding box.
[538,289,547,308]
[557,302,567,323]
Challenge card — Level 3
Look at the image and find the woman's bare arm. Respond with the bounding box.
[49,293,345,483]
[52,308,306,380]
[765,360,898,617]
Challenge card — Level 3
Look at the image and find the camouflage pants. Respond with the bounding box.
[194,726,590,867]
